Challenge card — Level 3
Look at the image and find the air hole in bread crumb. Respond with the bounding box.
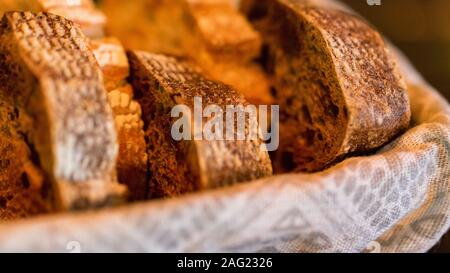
[301,105,312,124]
[328,104,340,118]
[304,128,315,146]
[0,159,10,168]
[260,44,275,74]
[20,172,30,189]
[286,97,293,106]
[0,196,7,208]
[317,132,324,141]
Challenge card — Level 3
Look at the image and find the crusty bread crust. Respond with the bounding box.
[242,0,411,172]
[0,12,126,210]
[128,51,273,198]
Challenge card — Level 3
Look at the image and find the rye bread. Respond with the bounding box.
[0,94,52,220]
[0,12,126,210]
[242,0,411,172]
[128,51,273,198]
[4,0,149,201]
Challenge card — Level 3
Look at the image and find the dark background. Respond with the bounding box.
[342,0,450,253]
[342,0,450,101]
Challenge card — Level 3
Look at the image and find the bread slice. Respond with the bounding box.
[7,0,150,201]
[0,94,52,220]
[128,51,273,198]
[0,0,105,38]
[242,0,411,172]
[0,12,126,210]
[92,38,148,201]
[8,0,149,200]
[91,37,130,90]
[101,0,273,106]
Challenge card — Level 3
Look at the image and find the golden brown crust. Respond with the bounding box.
[46,6,106,38]
[91,37,129,89]
[300,4,410,152]
[128,51,273,198]
[186,0,262,62]
[243,0,410,172]
[93,38,149,201]
[0,12,126,210]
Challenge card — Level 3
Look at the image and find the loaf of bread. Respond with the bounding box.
[128,51,273,198]
[0,12,127,210]
[101,0,273,106]
[242,0,411,172]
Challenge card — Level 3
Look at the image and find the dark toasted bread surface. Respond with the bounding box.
[128,51,273,198]
[243,0,410,172]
